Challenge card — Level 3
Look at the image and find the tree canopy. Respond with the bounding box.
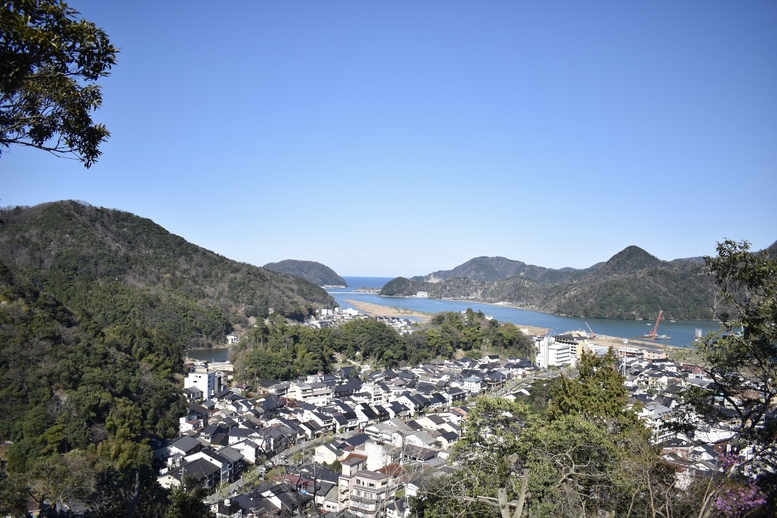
[414,351,679,517]
[1,0,118,167]
[231,309,535,384]
[680,240,777,516]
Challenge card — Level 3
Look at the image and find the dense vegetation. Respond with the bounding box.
[0,202,335,348]
[0,257,212,516]
[419,255,595,283]
[380,276,417,296]
[263,259,347,287]
[382,245,728,320]
[232,309,534,382]
[0,201,334,516]
[550,246,717,320]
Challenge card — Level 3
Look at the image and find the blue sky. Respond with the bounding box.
[2,1,775,276]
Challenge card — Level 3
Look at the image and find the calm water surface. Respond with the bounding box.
[189,276,720,361]
[329,277,720,348]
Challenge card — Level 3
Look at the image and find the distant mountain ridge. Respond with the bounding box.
[263,259,347,287]
[381,243,776,320]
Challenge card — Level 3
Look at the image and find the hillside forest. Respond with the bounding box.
[0,201,336,516]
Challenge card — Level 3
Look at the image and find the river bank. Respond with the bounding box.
[345,297,679,355]
[332,287,715,347]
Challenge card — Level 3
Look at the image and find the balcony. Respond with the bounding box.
[350,497,379,512]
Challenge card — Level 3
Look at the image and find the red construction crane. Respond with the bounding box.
[648,309,663,338]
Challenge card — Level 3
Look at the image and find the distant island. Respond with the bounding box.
[263,259,347,288]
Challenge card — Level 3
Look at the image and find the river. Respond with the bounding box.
[188,276,720,361]
[328,277,720,348]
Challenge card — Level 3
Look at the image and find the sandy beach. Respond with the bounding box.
[345,300,433,322]
[346,299,551,335]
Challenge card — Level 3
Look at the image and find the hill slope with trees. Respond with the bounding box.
[0,200,336,515]
[0,201,335,347]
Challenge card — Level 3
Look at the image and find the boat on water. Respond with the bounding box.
[637,309,672,340]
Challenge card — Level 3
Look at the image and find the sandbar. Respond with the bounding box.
[345,300,432,322]
[344,299,675,353]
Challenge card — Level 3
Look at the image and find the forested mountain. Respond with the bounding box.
[418,255,594,284]
[379,244,769,320]
[0,201,335,346]
[0,201,335,512]
[263,259,347,287]
[766,240,777,259]
[549,246,717,320]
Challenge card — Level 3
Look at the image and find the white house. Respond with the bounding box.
[462,376,482,394]
[184,367,216,399]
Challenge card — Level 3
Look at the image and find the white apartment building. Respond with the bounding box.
[462,376,482,394]
[287,381,333,406]
[184,367,218,399]
[535,336,574,369]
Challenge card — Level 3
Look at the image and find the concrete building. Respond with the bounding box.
[535,335,574,369]
[348,470,393,518]
[185,367,218,399]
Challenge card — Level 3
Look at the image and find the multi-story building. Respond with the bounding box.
[462,376,482,394]
[535,335,574,369]
[338,454,368,511]
[287,381,333,406]
[348,470,393,518]
[184,366,221,399]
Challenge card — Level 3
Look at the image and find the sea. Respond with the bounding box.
[187,275,720,362]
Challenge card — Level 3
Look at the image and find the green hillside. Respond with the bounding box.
[0,201,335,347]
[549,247,716,319]
[0,201,336,509]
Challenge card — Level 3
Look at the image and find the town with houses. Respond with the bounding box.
[154,307,737,517]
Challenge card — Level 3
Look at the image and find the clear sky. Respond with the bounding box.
[2,1,775,277]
